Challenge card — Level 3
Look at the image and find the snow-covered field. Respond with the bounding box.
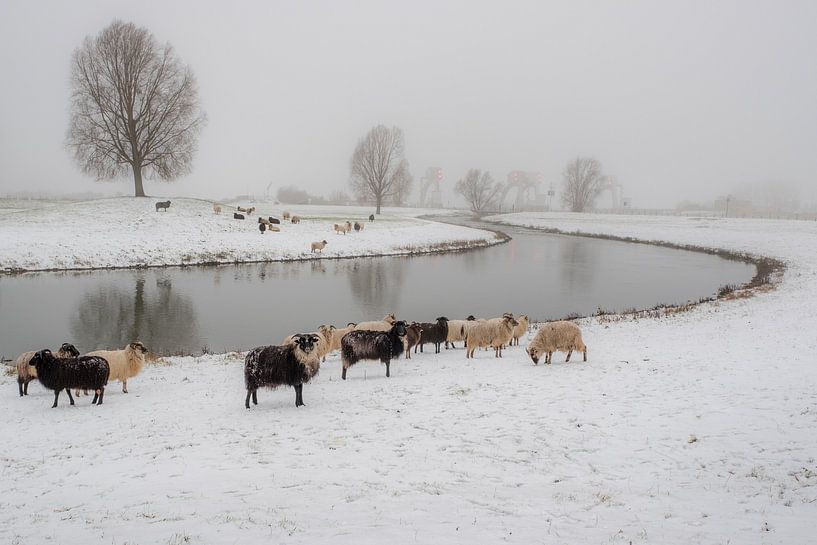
[2,212,816,544]
[0,198,498,271]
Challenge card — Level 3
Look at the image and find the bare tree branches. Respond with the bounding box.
[455,169,503,214]
[349,125,409,214]
[561,157,604,212]
[66,20,206,197]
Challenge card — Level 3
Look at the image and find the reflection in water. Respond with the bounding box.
[70,274,200,354]
[559,236,597,290]
[347,258,406,315]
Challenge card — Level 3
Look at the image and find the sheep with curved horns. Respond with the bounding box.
[15,343,80,397]
[416,317,449,354]
[84,342,148,394]
[511,314,530,346]
[244,334,321,408]
[354,313,396,332]
[526,321,587,365]
[283,325,333,362]
[29,349,110,408]
[341,321,407,380]
[465,315,518,358]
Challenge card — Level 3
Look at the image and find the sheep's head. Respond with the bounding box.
[292,334,316,354]
[59,343,80,358]
[527,346,540,365]
[466,315,476,321]
[383,313,396,324]
[30,349,52,367]
[322,240,327,244]
[503,316,519,327]
[436,316,449,323]
[392,321,408,337]
[129,341,149,355]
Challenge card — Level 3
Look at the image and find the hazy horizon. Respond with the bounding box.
[1,0,815,209]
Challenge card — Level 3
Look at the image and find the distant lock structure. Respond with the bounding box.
[419,167,444,208]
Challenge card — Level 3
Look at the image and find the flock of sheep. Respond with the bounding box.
[246,313,588,409]
[13,314,587,410]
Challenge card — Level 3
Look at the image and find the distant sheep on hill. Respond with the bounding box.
[526,321,587,365]
[155,200,171,212]
[341,321,407,380]
[244,334,321,408]
[29,349,110,408]
[15,343,80,397]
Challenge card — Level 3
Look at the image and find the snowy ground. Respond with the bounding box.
[2,212,816,544]
[0,198,497,271]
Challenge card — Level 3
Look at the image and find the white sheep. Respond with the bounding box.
[445,318,475,349]
[85,341,149,393]
[511,314,530,346]
[354,313,397,332]
[465,315,518,358]
[213,203,222,214]
[311,240,328,253]
[283,325,333,362]
[326,323,356,356]
[526,321,587,365]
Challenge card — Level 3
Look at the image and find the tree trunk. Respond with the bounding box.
[132,164,145,197]
[376,195,382,215]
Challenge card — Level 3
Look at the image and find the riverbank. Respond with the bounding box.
[0,198,501,272]
[2,212,815,544]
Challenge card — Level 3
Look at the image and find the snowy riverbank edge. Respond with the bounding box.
[0,198,503,273]
[2,212,816,545]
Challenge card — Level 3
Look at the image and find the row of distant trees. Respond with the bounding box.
[66,20,606,214]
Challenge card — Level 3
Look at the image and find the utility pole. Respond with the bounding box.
[725,194,731,218]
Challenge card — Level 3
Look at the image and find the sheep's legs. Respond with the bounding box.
[98,388,105,405]
[66,388,75,406]
[583,350,587,362]
[385,360,391,378]
[122,379,128,394]
[244,389,255,409]
[566,350,572,362]
[342,367,347,380]
[52,389,60,408]
[18,379,24,397]
[23,379,31,396]
[92,390,99,404]
[294,384,304,407]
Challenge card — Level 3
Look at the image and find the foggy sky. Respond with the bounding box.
[1,0,815,208]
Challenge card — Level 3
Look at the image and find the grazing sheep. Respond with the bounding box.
[326,323,356,356]
[341,321,407,380]
[234,213,245,220]
[259,217,270,226]
[526,321,587,365]
[213,203,222,214]
[268,217,281,225]
[85,342,148,394]
[369,214,375,221]
[354,221,364,232]
[511,314,530,346]
[416,317,449,354]
[15,343,80,397]
[244,334,321,409]
[29,349,110,408]
[333,223,349,235]
[445,316,476,349]
[311,240,328,253]
[267,225,280,232]
[155,200,171,212]
[403,322,423,359]
[282,211,291,220]
[354,313,397,332]
[259,223,266,233]
[465,315,518,358]
[291,215,301,224]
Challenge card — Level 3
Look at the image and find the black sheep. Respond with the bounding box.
[29,349,110,408]
[155,200,171,212]
[244,334,321,409]
[234,213,245,220]
[416,317,449,354]
[268,217,281,225]
[259,222,266,233]
[340,321,407,380]
[369,214,375,222]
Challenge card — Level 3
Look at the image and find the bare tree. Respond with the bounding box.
[561,157,604,212]
[349,125,408,214]
[66,21,206,197]
[454,169,503,213]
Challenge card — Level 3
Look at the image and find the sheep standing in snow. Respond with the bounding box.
[403,322,423,359]
[354,221,364,232]
[311,240,328,253]
[345,221,353,232]
[244,334,321,408]
[15,343,80,397]
[291,215,301,224]
[282,325,333,362]
[213,203,222,214]
[511,314,530,346]
[325,323,356,357]
[416,317,449,354]
[29,349,110,407]
[369,214,375,222]
[155,200,171,212]
[84,342,148,394]
[282,211,291,220]
[465,315,518,358]
[354,313,396,332]
[334,223,349,235]
[526,321,587,365]
[341,321,407,380]
[445,316,476,349]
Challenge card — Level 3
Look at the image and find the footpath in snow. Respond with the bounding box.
[1,212,816,544]
[0,198,500,272]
